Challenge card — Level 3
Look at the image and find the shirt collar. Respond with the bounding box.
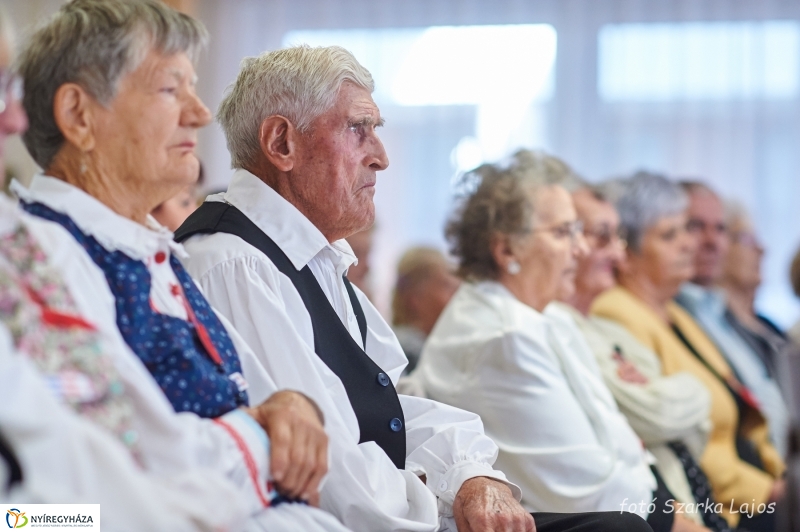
[677,282,727,316]
[11,174,188,261]
[219,168,357,271]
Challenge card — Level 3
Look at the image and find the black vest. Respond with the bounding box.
[175,202,407,468]
[0,430,22,490]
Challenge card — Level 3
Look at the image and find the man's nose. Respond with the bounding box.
[369,135,389,171]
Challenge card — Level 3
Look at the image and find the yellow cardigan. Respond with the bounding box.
[592,286,784,526]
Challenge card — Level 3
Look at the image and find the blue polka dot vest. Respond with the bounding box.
[23,201,249,418]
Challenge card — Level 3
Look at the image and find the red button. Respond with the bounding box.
[154,251,167,264]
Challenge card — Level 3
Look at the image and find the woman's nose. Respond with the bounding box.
[0,96,28,136]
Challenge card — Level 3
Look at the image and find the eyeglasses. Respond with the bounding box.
[0,71,23,114]
[686,218,726,235]
[533,220,584,243]
[583,225,627,250]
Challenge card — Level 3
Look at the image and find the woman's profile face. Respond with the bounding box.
[633,212,695,295]
[573,189,625,302]
[89,48,211,199]
[515,185,586,306]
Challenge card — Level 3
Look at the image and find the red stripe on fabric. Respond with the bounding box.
[25,286,96,331]
[212,417,271,508]
[171,283,223,365]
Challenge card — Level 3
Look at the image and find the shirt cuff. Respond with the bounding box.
[215,409,273,509]
[429,459,522,514]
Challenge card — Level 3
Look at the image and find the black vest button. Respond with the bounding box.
[389,417,403,432]
[377,372,390,387]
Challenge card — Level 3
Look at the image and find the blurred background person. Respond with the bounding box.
[414,155,696,532]
[593,172,785,531]
[718,202,788,355]
[675,182,789,457]
[558,184,722,529]
[391,246,460,374]
[789,248,800,346]
[150,160,204,231]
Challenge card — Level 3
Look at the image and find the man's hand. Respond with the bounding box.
[244,390,328,504]
[453,477,535,532]
[769,478,786,503]
[617,360,649,384]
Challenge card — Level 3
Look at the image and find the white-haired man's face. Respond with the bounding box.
[290,81,389,242]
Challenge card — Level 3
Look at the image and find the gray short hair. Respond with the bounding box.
[448,153,573,280]
[217,45,375,170]
[17,0,208,169]
[613,171,688,253]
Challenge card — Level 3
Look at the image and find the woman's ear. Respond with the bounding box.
[258,115,297,172]
[52,83,96,152]
[490,232,517,274]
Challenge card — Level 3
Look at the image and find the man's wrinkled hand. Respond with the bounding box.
[245,390,328,504]
[453,476,535,532]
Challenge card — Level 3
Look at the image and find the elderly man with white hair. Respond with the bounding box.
[178,45,646,531]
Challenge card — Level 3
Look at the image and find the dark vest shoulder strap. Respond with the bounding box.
[342,276,367,348]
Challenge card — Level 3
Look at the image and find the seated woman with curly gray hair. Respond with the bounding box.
[9,1,341,529]
[592,172,785,532]
[412,151,700,532]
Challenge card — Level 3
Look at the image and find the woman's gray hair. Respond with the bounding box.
[217,45,374,170]
[447,151,574,280]
[613,171,688,253]
[509,148,586,191]
[16,0,208,169]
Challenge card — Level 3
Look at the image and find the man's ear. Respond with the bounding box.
[490,232,517,274]
[52,83,96,152]
[258,115,297,172]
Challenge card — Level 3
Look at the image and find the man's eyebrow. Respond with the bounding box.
[349,116,386,127]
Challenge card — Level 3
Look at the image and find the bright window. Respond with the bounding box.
[598,21,800,101]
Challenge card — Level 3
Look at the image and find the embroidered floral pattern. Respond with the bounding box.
[0,222,139,454]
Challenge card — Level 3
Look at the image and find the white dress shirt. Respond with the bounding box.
[182,169,517,532]
[414,281,656,518]
[9,177,347,532]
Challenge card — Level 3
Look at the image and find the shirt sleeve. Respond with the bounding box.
[348,286,522,514]
[589,321,712,457]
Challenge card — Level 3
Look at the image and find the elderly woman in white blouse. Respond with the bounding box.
[8,0,336,528]
[414,153,706,532]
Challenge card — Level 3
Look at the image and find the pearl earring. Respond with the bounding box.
[507,260,521,275]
